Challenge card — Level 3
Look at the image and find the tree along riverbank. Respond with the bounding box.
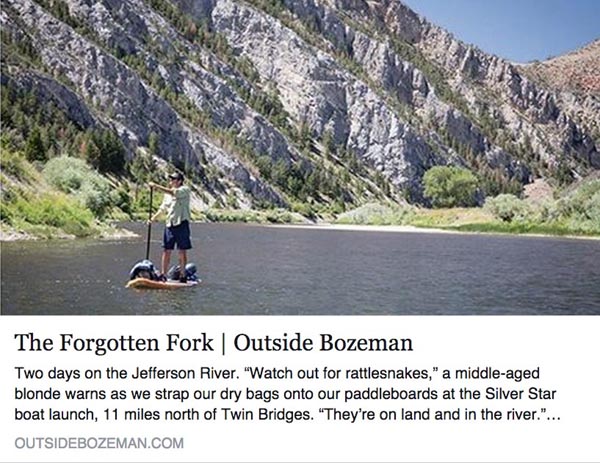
[2,145,598,241]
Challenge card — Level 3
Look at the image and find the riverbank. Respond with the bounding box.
[269,223,454,234]
[3,217,598,242]
[0,223,138,242]
[332,199,600,239]
[2,145,598,242]
[266,222,600,240]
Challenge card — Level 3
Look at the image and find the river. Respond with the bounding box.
[2,223,599,315]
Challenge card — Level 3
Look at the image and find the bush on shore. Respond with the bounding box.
[335,203,415,225]
[1,148,104,238]
[201,208,296,224]
[42,156,117,218]
[483,180,600,234]
[2,192,96,237]
[484,194,531,222]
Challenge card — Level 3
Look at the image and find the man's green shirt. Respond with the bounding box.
[158,185,191,227]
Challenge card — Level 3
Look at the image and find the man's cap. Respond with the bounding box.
[169,172,184,181]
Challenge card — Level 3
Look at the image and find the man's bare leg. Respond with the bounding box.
[178,250,187,274]
[161,250,172,276]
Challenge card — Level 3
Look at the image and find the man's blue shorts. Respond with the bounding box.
[163,220,192,250]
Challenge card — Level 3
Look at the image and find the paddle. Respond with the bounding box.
[145,186,153,260]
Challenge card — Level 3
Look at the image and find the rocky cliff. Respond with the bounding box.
[519,39,600,144]
[2,0,598,211]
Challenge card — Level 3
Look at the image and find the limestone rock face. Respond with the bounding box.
[3,0,598,207]
[4,0,285,206]
[338,0,599,167]
[2,69,98,130]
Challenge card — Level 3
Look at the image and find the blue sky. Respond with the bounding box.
[401,0,600,63]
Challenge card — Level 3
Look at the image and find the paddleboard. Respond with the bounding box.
[126,278,199,289]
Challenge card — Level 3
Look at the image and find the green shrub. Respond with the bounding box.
[540,180,600,233]
[0,144,28,180]
[132,187,163,215]
[78,179,112,217]
[559,188,600,233]
[43,156,88,190]
[336,203,415,225]
[202,208,295,224]
[586,192,600,225]
[562,179,600,217]
[291,201,316,219]
[423,166,479,208]
[264,209,294,223]
[42,156,114,217]
[0,199,14,224]
[11,193,95,236]
[113,187,132,215]
[484,194,530,222]
[204,209,262,223]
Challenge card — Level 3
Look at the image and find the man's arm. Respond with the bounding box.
[150,207,163,222]
[148,181,176,196]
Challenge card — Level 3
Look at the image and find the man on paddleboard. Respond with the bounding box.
[148,172,192,282]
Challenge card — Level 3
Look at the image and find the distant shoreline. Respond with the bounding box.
[0,226,138,242]
[268,223,454,234]
[2,221,599,242]
[265,223,600,241]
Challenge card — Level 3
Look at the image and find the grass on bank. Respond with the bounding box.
[335,182,600,238]
[1,181,101,238]
[335,203,416,225]
[451,222,599,237]
[0,147,121,238]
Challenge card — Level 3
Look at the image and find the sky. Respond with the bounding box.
[401,0,600,63]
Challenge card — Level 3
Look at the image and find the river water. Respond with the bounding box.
[1,223,599,315]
